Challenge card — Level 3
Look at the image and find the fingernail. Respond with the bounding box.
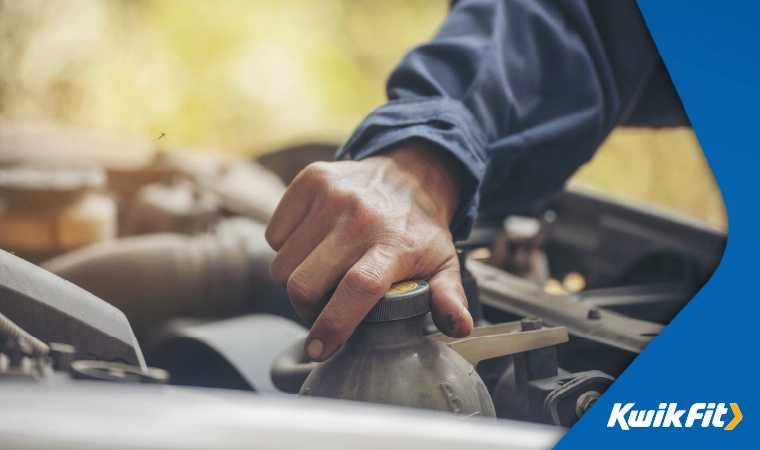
[306,338,324,361]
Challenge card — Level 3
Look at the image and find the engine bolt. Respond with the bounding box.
[48,343,76,372]
[521,317,543,331]
[576,391,601,418]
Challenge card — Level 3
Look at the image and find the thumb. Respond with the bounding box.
[427,261,473,337]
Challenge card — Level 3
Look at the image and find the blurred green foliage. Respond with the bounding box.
[0,0,447,151]
[0,0,726,228]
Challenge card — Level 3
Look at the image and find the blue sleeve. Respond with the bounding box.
[336,0,664,241]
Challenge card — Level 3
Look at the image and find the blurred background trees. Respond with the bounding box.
[0,0,726,228]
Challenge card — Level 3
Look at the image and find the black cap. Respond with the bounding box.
[362,280,431,323]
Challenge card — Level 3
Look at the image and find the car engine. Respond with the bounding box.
[0,122,726,448]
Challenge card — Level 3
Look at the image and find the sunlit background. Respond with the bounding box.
[0,0,727,229]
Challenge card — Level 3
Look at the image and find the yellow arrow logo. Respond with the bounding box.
[724,403,742,430]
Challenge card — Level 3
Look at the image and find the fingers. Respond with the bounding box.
[285,234,364,323]
[305,246,410,361]
[265,163,327,250]
[269,217,330,287]
[266,155,471,363]
[427,261,473,338]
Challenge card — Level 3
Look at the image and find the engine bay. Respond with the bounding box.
[0,123,727,443]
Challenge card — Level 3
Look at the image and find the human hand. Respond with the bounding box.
[265,139,473,361]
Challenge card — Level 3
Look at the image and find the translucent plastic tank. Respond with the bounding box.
[300,280,496,417]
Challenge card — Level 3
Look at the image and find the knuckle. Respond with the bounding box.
[264,224,280,249]
[302,161,327,177]
[299,162,331,186]
[269,256,290,286]
[287,271,319,307]
[343,266,386,301]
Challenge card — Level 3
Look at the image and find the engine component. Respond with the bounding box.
[71,360,169,384]
[546,187,726,289]
[579,282,694,324]
[270,337,316,393]
[485,318,614,426]
[0,249,144,367]
[0,165,116,262]
[122,179,221,235]
[301,281,495,416]
[489,214,554,285]
[428,319,568,365]
[273,317,569,397]
[0,340,80,380]
[48,343,76,371]
[299,281,569,416]
[467,259,663,354]
[0,336,168,386]
[0,381,564,450]
[186,157,286,224]
[526,370,614,426]
[458,249,485,324]
[42,218,297,342]
[0,313,49,357]
[147,314,307,392]
[0,339,53,379]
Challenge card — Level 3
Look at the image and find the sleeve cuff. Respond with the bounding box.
[336,97,489,241]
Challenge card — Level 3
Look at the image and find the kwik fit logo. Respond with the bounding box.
[607,403,742,430]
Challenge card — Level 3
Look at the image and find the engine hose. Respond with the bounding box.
[0,311,49,356]
[42,218,298,343]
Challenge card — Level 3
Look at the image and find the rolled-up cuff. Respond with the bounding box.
[336,97,489,241]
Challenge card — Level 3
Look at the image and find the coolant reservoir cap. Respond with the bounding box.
[362,280,430,323]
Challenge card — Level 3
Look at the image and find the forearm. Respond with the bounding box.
[339,0,663,236]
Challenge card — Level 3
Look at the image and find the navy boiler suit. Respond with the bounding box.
[336,0,689,241]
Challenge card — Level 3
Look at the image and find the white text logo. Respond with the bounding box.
[607,403,741,430]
